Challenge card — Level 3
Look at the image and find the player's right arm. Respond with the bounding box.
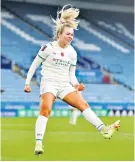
[24,45,49,93]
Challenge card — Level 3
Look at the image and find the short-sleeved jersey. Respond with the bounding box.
[38,41,77,84]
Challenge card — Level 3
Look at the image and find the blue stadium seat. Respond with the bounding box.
[1,1,134,107]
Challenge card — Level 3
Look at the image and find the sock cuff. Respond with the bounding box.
[97,124,104,132]
[82,108,90,116]
[38,115,48,123]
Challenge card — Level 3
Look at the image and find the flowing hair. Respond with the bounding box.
[51,4,80,40]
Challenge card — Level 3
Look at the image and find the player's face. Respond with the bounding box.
[58,27,74,45]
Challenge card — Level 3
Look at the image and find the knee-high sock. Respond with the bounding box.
[69,108,79,125]
[82,108,104,131]
[35,115,48,141]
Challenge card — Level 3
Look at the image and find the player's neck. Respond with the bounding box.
[57,40,68,49]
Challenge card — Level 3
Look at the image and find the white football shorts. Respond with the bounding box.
[40,78,77,100]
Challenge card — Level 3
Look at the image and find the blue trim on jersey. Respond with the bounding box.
[38,54,45,60]
[71,64,76,66]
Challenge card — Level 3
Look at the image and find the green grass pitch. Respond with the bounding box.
[1,117,134,161]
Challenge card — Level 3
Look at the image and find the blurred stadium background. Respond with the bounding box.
[1,0,134,161]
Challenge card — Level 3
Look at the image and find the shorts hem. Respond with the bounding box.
[40,91,57,98]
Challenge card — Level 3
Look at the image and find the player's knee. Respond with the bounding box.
[40,109,51,117]
[79,102,89,111]
[40,102,52,117]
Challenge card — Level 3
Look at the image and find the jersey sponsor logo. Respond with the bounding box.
[52,58,70,66]
[52,58,56,61]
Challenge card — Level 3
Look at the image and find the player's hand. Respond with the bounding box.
[75,83,85,91]
[24,84,31,93]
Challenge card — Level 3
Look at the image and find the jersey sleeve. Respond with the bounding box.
[70,50,77,66]
[37,44,50,60]
[69,65,79,86]
[25,55,43,85]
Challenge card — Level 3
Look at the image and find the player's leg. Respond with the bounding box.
[69,91,82,125]
[63,91,120,139]
[63,91,105,130]
[35,93,56,155]
[69,106,79,125]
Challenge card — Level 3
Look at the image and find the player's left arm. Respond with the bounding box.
[69,50,85,91]
[69,65,85,91]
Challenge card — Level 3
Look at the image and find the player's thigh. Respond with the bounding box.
[63,91,89,112]
[40,92,56,110]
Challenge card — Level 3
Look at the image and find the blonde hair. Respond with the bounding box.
[51,4,80,40]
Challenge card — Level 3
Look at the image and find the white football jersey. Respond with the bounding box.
[38,41,77,84]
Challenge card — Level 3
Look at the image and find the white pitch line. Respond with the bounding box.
[1,124,33,126]
[1,124,134,137]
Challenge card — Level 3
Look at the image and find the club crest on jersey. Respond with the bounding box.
[61,52,64,57]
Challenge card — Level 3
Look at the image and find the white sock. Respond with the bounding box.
[82,108,104,131]
[69,108,78,125]
[35,115,48,143]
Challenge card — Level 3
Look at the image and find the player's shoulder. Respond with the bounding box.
[41,41,54,49]
[69,45,77,54]
[68,45,77,58]
[39,41,56,53]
